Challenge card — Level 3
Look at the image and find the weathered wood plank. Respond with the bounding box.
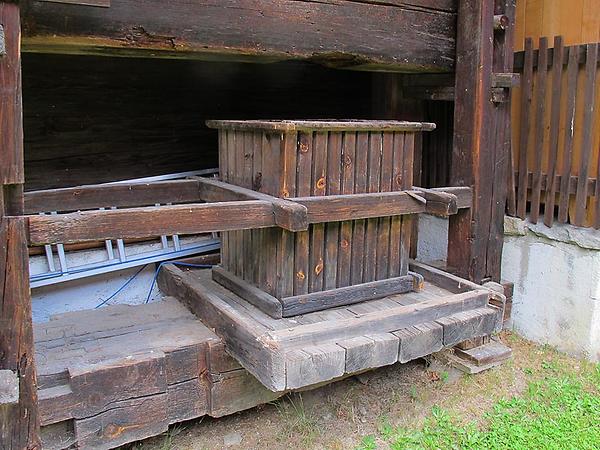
[436,307,500,347]
[517,37,534,219]
[394,322,443,363]
[195,176,308,232]
[24,179,203,214]
[338,333,399,373]
[0,3,23,186]
[309,132,327,293]
[285,344,345,390]
[0,216,40,449]
[574,43,598,226]
[281,275,416,317]
[293,191,426,222]
[543,36,564,227]
[337,132,356,288]
[212,267,283,319]
[157,265,287,391]
[529,37,548,224]
[22,0,457,72]
[27,200,276,245]
[74,393,169,450]
[324,132,342,290]
[267,290,490,346]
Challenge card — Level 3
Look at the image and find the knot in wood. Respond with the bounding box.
[296,270,305,280]
[316,177,326,190]
[314,261,324,276]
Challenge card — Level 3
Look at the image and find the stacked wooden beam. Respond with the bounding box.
[36,299,280,450]
[158,264,504,392]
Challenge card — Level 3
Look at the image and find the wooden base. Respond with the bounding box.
[159,264,503,392]
[35,299,280,449]
[212,265,422,318]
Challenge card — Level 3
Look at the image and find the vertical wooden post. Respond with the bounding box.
[448,0,514,282]
[0,2,41,449]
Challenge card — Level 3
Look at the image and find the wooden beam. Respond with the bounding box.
[0,3,41,448]
[27,201,277,245]
[265,290,491,346]
[195,177,308,232]
[291,191,427,223]
[24,179,203,214]
[448,0,512,283]
[411,186,473,216]
[491,72,520,87]
[21,0,456,72]
[280,274,418,317]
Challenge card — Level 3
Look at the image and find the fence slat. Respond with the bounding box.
[574,43,598,226]
[543,36,564,227]
[558,45,580,223]
[517,37,534,219]
[529,37,548,224]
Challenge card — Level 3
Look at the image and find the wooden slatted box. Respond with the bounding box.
[206,120,435,317]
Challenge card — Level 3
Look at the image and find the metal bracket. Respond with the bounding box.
[0,25,6,58]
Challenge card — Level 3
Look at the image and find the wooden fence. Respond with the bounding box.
[510,37,600,228]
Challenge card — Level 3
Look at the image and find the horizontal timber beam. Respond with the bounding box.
[194,177,308,232]
[26,200,276,245]
[291,191,426,222]
[25,184,470,245]
[21,0,456,72]
[262,289,491,346]
[24,179,203,214]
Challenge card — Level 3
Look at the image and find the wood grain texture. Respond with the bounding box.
[0,218,40,450]
[0,3,23,185]
[574,43,598,225]
[281,275,416,317]
[448,0,499,282]
[27,200,276,245]
[24,179,203,214]
[22,0,456,71]
[543,36,564,227]
[529,37,548,224]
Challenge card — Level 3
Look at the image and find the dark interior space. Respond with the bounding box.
[22,53,376,191]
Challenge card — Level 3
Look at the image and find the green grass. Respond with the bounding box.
[358,360,600,450]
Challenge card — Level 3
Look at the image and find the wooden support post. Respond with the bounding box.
[448,0,515,282]
[0,3,41,448]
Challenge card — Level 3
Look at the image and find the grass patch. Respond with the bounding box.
[360,353,600,449]
[275,393,322,447]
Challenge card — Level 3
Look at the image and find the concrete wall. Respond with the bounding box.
[503,217,600,362]
[416,214,600,362]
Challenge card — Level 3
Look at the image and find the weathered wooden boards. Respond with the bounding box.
[512,38,600,229]
[20,0,456,72]
[158,265,503,392]
[0,3,41,449]
[35,298,280,450]
[208,120,436,316]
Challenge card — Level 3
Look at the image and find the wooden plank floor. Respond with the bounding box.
[159,267,502,392]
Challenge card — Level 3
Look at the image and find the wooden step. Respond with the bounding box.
[158,265,503,392]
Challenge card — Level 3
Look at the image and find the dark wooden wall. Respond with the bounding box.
[22,54,373,191]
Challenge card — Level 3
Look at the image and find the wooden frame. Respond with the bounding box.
[158,263,503,391]
[25,178,471,245]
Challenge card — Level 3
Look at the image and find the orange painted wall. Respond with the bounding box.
[514,0,600,51]
[512,0,600,226]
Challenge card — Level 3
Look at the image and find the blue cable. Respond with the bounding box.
[95,264,148,309]
[145,261,213,304]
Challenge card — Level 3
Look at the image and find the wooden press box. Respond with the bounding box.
[206,120,435,318]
